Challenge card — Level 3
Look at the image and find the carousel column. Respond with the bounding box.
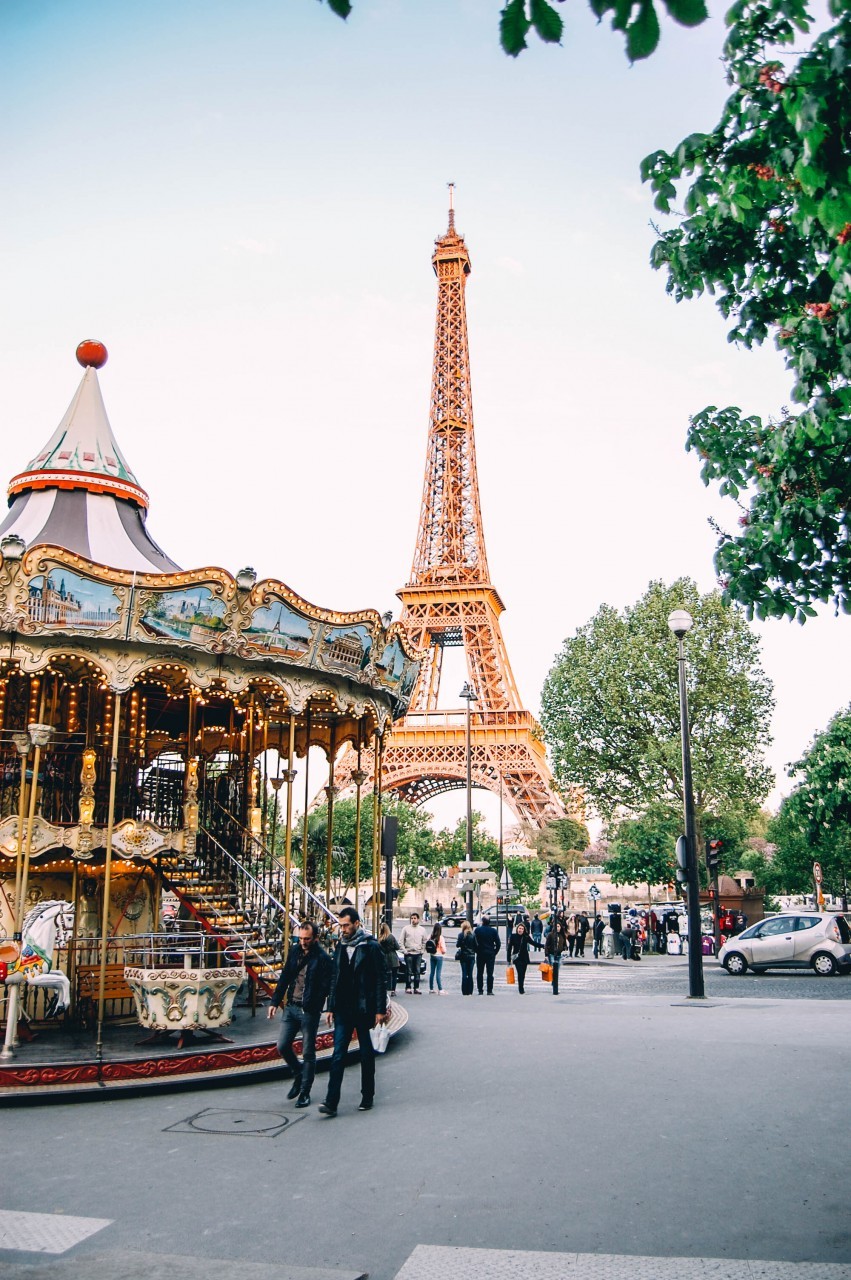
[282,712,297,954]
[69,748,98,1017]
[352,726,367,919]
[301,707,311,913]
[324,722,337,910]
[371,730,384,936]
[1,732,33,1060]
[95,691,122,1062]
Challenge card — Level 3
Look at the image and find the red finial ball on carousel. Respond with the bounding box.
[75,339,108,369]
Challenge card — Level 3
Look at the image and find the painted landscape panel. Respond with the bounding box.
[28,570,120,631]
[140,586,227,642]
[243,600,314,660]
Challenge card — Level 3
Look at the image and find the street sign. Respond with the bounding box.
[499,867,514,891]
[458,860,491,872]
[588,884,600,899]
[813,861,823,884]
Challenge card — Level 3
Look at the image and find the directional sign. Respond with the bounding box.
[458,861,491,872]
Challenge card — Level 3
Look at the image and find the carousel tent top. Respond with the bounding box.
[0,341,179,574]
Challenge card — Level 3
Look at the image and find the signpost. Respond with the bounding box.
[457,860,492,919]
[588,882,601,921]
[813,860,824,910]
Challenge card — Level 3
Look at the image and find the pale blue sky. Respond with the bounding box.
[1,0,846,829]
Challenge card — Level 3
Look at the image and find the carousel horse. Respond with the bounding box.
[2,899,73,1022]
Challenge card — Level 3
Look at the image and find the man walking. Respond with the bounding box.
[267,920,333,1109]
[319,907,389,1117]
[473,914,501,995]
[399,910,428,994]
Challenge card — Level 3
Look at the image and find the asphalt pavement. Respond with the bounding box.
[1,955,849,1279]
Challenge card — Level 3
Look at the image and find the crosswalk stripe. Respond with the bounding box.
[0,1209,112,1254]
[394,1244,851,1279]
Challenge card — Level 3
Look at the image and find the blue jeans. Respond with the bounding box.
[324,1013,376,1109]
[429,955,444,990]
[277,1005,320,1096]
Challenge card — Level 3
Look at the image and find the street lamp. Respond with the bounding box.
[667,609,705,999]
[460,681,477,924]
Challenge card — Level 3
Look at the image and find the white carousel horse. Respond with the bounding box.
[2,899,73,1019]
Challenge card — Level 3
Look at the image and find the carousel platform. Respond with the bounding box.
[0,999,408,1105]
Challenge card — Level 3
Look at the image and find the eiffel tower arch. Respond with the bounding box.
[336,195,567,829]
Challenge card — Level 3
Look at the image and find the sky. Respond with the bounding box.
[1,0,847,835]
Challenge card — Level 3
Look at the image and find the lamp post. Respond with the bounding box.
[668,609,705,1000]
[460,681,477,924]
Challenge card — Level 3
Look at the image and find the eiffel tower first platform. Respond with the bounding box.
[338,195,566,828]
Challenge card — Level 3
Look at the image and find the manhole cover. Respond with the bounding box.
[164,1108,298,1137]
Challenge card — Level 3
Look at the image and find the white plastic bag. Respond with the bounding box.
[369,1023,390,1053]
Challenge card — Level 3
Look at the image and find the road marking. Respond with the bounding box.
[395,1245,851,1279]
[0,1208,112,1254]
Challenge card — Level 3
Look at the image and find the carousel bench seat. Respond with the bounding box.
[75,962,134,1023]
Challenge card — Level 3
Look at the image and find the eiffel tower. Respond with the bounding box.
[337,193,566,829]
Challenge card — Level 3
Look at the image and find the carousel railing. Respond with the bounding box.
[202,797,341,931]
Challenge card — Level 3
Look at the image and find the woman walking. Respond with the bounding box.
[428,923,446,993]
[378,921,400,996]
[506,920,537,994]
[456,919,477,996]
[566,914,578,958]
[545,917,567,995]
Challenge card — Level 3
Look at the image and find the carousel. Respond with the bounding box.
[0,340,416,1100]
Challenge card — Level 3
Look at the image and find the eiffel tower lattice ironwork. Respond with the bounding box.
[338,195,566,827]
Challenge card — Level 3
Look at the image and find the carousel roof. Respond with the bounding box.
[1,341,179,573]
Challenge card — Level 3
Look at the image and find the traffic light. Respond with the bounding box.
[706,839,723,873]
[675,835,688,885]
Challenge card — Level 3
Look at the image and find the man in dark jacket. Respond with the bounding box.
[267,921,333,1108]
[473,915,501,995]
[319,907,389,1117]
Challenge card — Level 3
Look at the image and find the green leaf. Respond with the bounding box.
[325,0,352,17]
[530,0,563,43]
[663,0,709,26]
[500,0,531,56]
[627,1,661,61]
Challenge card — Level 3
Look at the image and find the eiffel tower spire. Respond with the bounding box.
[336,198,567,828]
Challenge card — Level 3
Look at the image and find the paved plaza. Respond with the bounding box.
[2,958,849,1279]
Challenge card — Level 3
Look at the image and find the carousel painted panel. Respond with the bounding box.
[241,598,315,662]
[24,569,122,634]
[124,966,246,1031]
[316,621,375,676]
[137,585,228,645]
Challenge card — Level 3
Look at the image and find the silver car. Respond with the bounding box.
[719,912,851,977]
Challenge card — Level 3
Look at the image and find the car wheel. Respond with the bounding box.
[723,952,748,976]
[812,952,839,976]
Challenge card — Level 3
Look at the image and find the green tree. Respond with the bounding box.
[770,704,851,894]
[605,805,682,898]
[532,817,591,871]
[643,0,851,620]
[434,812,500,868]
[540,578,775,825]
[292,795,441,895]
[502,854,547,905]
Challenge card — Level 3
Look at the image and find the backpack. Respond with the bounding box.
[425,939,437,954]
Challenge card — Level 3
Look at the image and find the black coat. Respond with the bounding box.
[473,923,501,958]
[507,931,538,967]
[271,943,333,1015]
[328,935,388,1022]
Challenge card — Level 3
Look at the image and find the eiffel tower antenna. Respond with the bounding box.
[336,200,567,828]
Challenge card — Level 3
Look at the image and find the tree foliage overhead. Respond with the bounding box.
[605,804,682,890]
[643,0,851,621]
[540,578,775,821]
[317,0,709,62]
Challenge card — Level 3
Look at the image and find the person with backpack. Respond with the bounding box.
[427,923,446,993]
